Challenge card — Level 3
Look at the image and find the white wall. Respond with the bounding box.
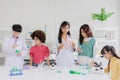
[0,0,119,52]
[0,0,56,42]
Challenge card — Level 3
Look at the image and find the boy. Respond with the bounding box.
[2,24,27,68]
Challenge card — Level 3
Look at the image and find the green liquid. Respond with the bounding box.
[16,50,20,54]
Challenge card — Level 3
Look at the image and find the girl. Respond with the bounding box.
[54,21,76,67]
[77,24,97,63]
[101,45,120,80]
[29,30,50,67]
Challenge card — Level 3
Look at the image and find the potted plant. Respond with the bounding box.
[92,8,114,27]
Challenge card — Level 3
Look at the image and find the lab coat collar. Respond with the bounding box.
[62,35,71,41]
[10,35,20,39]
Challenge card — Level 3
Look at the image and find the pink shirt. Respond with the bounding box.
[30,45,50,64]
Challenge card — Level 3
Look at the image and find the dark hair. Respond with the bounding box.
[12,24,22,32]
[58,21,71,43]
[79,24,93,44]
[31,30,46,43]
[101,45,120,73]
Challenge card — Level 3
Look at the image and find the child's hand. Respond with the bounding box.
[46,57,50,67]
[13,44,19,49]
[90,61,94,67]
[71,41,76,49]
[47,62,51,67]
[29,64,32,67]
[68,41,76,51]
[58,43,64,50]
[17,52,21,57]
[77,47,82,53]
[30,57,33,67]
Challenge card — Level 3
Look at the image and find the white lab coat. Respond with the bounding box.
[52,35,75,67]
[2,36,27,68]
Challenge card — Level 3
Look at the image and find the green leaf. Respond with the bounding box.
[101,8,106,15]
[91,8,114,21]
[106,12,114,18]
[92,14,100,20]
[101,14,106,21]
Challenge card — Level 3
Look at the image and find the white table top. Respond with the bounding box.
[0,66,110,80]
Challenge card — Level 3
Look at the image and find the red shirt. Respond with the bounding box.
[30,45,50,64]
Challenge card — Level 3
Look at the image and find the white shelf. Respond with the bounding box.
[96,39,116,42]
[94,27,118,53]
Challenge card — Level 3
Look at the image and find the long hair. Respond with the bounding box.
[58,21,71,43]
[79,24,93,44]
[101,45,120,73]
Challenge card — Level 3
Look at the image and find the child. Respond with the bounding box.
[54,21,76,66]
[2,24,27,68]
[29,30,50,67]
[77,24,97,64]
[101,45,120,80]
